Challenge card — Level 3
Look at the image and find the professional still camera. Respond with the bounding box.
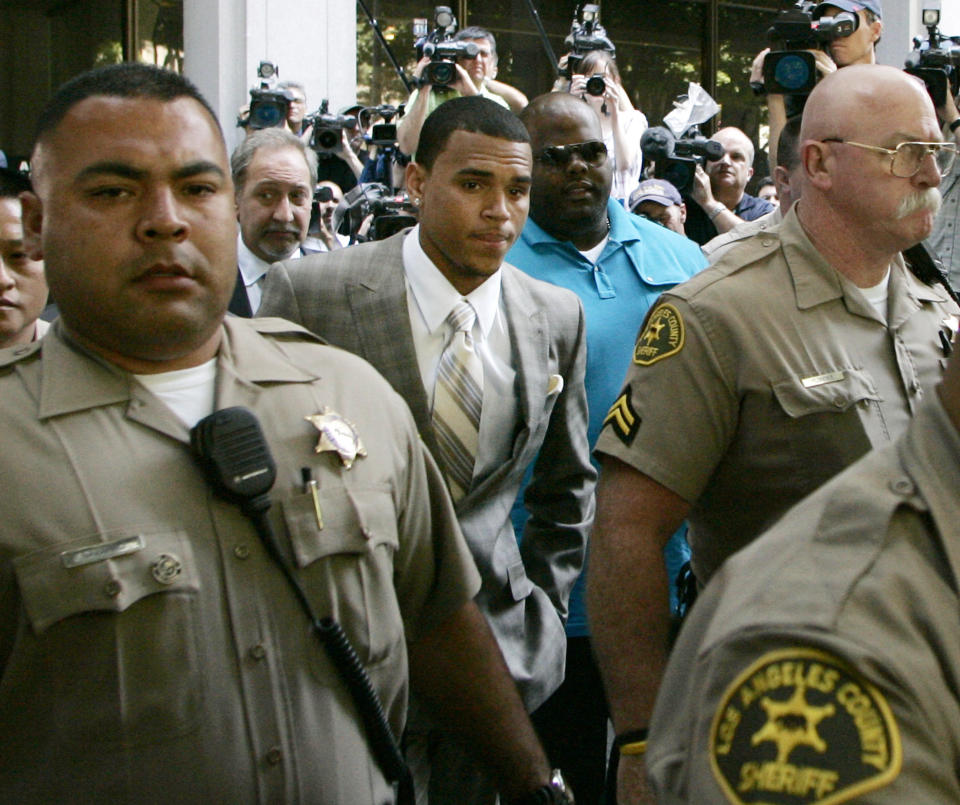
[561,3,616,80]
[304,100,358,155]
[760,1,858,95]
[412,6,479,88]
[335,183,418,243]
[905,3,960,109]
[244,61,296,130]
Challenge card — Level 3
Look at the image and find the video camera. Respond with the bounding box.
[760,1,858,95]
[335,183,418,243]
[304,100,358,155]
[641,118,725,196]
[905,3,960,109]
[244,61,296,130]
[561,3,615,79]
[412,6,479,88]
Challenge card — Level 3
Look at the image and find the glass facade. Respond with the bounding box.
[357,0,783,177]
[0,0,183,163]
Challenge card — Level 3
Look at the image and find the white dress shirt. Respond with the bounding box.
[237,233,303,315]
[402,225,517,480]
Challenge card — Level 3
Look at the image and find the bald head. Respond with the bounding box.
[520,91,612,246]
[801,65,933,143]
[796,63,944,280]
[714,128,755,167]
[520,92,601,141]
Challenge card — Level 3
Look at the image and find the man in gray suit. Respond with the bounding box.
[260,95,594,804]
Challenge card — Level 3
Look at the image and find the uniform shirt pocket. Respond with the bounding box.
[281,484,402,667]
[10,529,202,747]
[772,367,879,417]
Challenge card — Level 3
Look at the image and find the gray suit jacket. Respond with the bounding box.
[260,230,596,709]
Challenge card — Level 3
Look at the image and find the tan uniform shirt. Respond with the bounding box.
[596,205,958,582]
[0,317,480,804]
[648,394,960,803]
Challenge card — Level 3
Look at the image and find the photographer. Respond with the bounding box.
[754,1,883,166]
[277,80,309,135]
[396,26,527,156]
[569,50,647,204]
[684,126,775,245]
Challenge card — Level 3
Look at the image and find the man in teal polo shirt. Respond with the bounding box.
[508,92,705,803]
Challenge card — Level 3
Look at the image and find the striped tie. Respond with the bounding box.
[432,300,483,501]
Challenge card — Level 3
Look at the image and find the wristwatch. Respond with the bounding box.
[511,769,574,805]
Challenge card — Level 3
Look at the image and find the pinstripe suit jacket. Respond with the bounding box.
[259,230,596,710]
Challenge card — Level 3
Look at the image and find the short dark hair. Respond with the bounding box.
[454,26,496,55]
[33,63,221,149]
[0,167,32,198]
[416,96,529,170]
[778,115,803,172]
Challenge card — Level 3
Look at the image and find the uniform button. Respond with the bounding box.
[265,747,283,766]
[761,239,773,247]
[151,553,182,585]
[833,396,847,408]
[890,478,915,496]
[249,644,266,661]
[104,580,122,598]
[233,544,251,560]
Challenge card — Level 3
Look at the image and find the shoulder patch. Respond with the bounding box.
[634,303,684,365]
[710,647,901,805]
[602,389,639,445]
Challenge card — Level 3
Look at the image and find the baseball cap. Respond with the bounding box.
[813,1,882,19]
[629,179,683,212]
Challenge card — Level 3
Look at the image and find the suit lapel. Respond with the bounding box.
[228,266,253,318]
[501,264,547,434]
[342,236,438,456]
[458,265,547,508]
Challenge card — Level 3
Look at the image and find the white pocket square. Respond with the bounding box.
[547,374,564,396]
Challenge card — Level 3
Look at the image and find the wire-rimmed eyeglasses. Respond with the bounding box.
[821,138,957,178]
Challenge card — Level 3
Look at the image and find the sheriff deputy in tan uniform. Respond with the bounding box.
[587,65,960,804]
[645,300,960,804]
[0,63,568,804]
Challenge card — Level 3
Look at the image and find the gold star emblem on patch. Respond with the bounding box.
[709,647,902,804]
[751,683,835,763]
[305,408,367,468]
[634,303,684,366]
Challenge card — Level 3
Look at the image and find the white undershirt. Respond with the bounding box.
[858,267,891,320]
[134,358,218,428]
[578,234,610,265]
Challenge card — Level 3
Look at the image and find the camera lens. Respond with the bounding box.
[315,128,340,151]
[773,54,813,94]
[428,61,456,87]
[249,100,285,130]
[586,75,606,96]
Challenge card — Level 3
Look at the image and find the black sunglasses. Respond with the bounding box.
[535,140,608,169]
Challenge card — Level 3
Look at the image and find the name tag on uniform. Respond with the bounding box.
[801,370,846,389]
[60,535,145,568]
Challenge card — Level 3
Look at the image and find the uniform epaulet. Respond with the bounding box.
[248,316,329,345]
[673,233,782,301]
[0,340,42,370]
